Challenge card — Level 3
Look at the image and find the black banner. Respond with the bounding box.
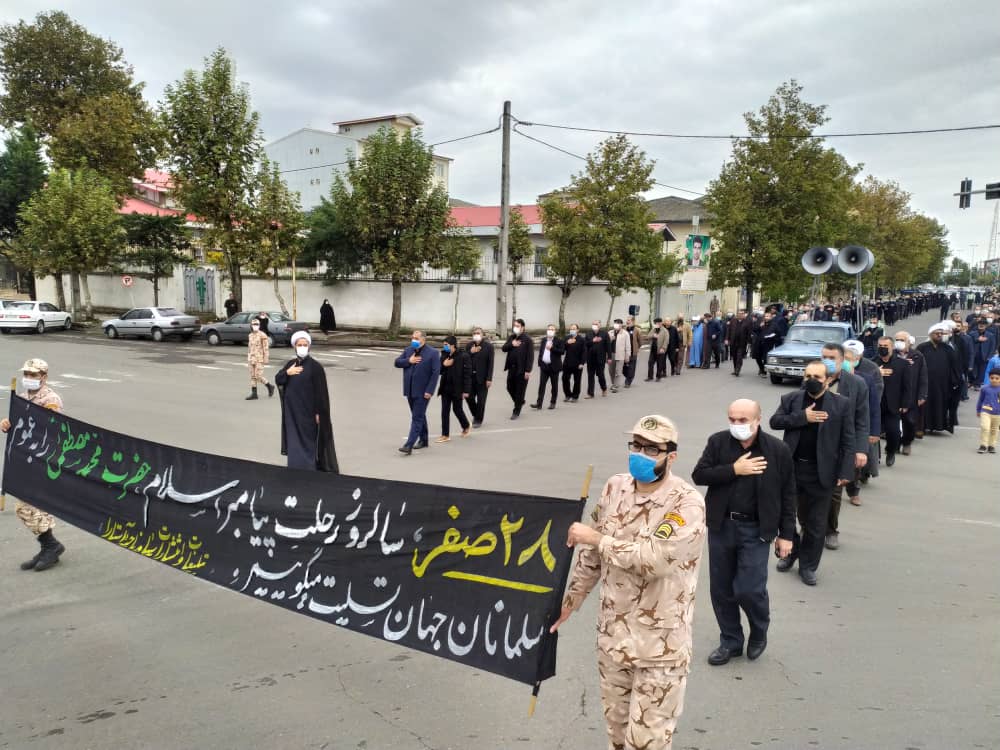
[2,396,583,685]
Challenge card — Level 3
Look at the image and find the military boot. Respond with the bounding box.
[246,387,259,400]
[33,530,65,572]
[265,382,275,398]
[20,536,44,570]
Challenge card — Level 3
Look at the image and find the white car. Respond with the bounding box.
[101,307,200,342]
[0,300,73,334]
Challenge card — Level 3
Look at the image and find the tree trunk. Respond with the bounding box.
[389,277,402,337]
[152,275,160,307]
[647,290,655,327]
[606,293,618,328]
[452,282,461,334]
[228,254,243,309]
[52,272,66,311]
[69,272,81,317]
[80,274,93,320]
[272,268,289,317]
[511,280,518,321]
[558,286,572,333]
[744,269,755,314]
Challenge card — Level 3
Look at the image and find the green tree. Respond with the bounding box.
[540,197,604,332]
[494,206,534,320]
[703,80,860,308]
[0,124,46,294]
[120,213,190,306]
[14,167,124,315]
[160,48,263,307]
[309,126,478,335]
[637,245,685,327]
[245,159,305,316]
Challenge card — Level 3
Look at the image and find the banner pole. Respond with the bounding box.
[528,464,595,717]
[0,377,14,511]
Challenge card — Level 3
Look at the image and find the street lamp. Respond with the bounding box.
[969,243,978,288]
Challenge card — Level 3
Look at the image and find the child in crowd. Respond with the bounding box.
[975,368,1000,454]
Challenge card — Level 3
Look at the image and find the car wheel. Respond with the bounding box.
[206,331,221,346]
[63,317,72,331]
[105,326,118,339]
[769,373,783,384]
[151,327,164,342]
[36,320,45,334]
[0,327,9,334]
[267,334,276,348]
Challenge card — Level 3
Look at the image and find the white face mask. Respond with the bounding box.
[472,334,482,343]
[512,326,522,335]
[22,377,41,391]
[546,329,555,338]
[613,323,621,330]
[988,318,994,324]
[295,346,309,358]
[894,340,906,351]
[729,422,754,442]
[591,325,599,332]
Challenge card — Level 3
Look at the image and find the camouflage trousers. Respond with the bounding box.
[15,501,55,535]
[598,649,687,750]
[249,362,267,386]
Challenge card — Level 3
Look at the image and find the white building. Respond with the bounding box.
[264,114,451,211]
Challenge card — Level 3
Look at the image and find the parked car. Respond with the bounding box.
[0,300,73,334]
[200,311,309,347]
[102,307,200,342]
[765,321,855,384]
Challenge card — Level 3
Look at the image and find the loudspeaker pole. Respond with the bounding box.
[496,100,512,338]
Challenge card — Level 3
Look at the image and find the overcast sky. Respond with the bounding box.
[4,0,999,267]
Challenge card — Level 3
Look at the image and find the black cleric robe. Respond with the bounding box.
[275,355,339,472]
[915,341,961,433]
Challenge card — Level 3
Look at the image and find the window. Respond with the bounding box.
[140,309,155,319]
[229,313,250,324]
[434,163,444,178]
[533,247,547,277]
[122,310,139,320]
[156,308,180,317]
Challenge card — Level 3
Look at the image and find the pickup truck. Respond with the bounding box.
[765,321,855,384]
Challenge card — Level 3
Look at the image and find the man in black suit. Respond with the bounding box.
[692,399,796,666]
[561,323,586,402]
[727,310,751,377]
[465,326,494,428]
[769,361,855,585]
[501,318,534,420]
[531,323,565,410]
[584,319,609,398]
[873,336,910,466]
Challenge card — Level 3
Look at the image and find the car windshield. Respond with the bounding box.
[7,301,34,310]
[787,327,845,345]
[269,313,291,321]
[156,308,182,316]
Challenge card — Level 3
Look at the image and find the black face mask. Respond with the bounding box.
[878,346,890,357]
[804,378,825,397]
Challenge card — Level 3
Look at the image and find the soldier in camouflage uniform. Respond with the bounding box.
[0,358,67,571]
[246,317,275,400]
[551,414,706,750]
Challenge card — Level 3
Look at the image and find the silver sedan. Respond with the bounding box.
[102,307,200,342]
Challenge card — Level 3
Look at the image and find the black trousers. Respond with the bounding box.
[791,460,833,573]
[536,364,559,405]
[732,346,745,374]
[624,356,638,385]
[440,394,469,436]
[465,383,488,423]
[707,342,722,367]
[562,365,582,399]
[901,407,918,446]
[506,371,528,411]
[586,359,607,396]
[709,519,771,650]
[668,347,680,375]
[882,406,902,455]
[647,349,666,379]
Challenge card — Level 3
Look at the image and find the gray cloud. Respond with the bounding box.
[3,0,998,263]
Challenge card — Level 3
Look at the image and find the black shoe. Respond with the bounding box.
[245,388,259,400]
[548,403,556,409]
[776,555,797,572]
[34,531,65,572]
[398,444,413,455]
[644,378,653,382]
[510,411,519,420]
[472,420,482,428]
[990,447,997,454]
[265,382,275,398]
[978,445,987,454]
[707,645,743,666]
[747,640,767,661]
[20,546,43,571]
[564,397,572,402]
[824,533,839,550]
[530,402,542,410]
[886,452,896,467]
[413,440,428,450]
[799,568,817,586]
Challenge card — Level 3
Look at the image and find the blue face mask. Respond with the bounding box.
[410,340,421,349]
[443,344,451,353]
[822,358,838,374]
[628,452,662,484]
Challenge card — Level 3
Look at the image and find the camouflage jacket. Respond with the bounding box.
[22,385,63,412]
[564,472,706,671]
[248,331,270,365]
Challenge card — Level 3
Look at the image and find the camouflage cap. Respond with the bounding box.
[626,414,678,446]
[21,358,49,374]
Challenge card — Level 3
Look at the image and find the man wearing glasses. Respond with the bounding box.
[692,399,796,666]
[770,361,855,586]
[550,415,706,750]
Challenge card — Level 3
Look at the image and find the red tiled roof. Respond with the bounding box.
[140,169,174,189]
[450,205,542,228]
[119,197,198,223]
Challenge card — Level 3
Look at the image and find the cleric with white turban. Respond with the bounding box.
[275,329,338,472]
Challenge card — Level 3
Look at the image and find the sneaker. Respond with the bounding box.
[978,445,987,454]
[990,447,997,454]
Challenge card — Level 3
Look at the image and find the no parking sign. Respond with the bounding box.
[121,275,134,287]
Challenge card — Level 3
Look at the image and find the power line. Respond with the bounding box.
[515,119,1000,140]
[276,121,502,175]
[513,125,705,196]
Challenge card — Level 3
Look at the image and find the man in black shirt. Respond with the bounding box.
[693,399,796,665]
[501,318,534,419]
[770,361,855,586]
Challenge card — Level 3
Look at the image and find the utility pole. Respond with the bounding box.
[496,100,511,338]
[968,244,978,287]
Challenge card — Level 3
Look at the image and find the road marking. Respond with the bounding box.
[345,350,379,357]
[948,517,1000,529]
[399,426,554,439]
[61,373,121,383]
[196,365,227,371]
[313,352,355,359]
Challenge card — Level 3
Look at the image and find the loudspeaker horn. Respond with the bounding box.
[801,246,838,275]
[837,245,875,275]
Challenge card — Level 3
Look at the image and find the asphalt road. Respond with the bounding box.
[1,314,997,750]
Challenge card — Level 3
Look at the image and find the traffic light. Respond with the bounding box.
[959,178,972,209]
[986,182,1000,201]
